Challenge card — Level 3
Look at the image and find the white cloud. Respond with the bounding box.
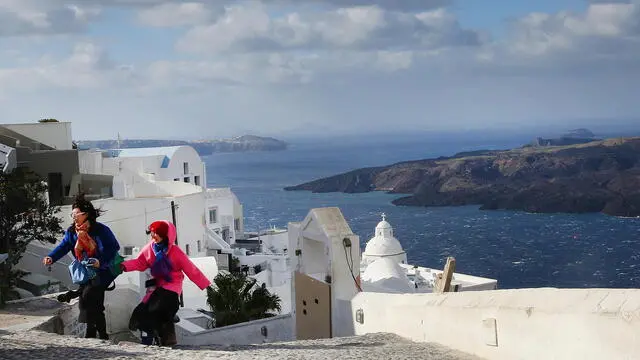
[136,2,219,27]
[506,3,640,57]
[2,1,640,139]
[175,3,482,54]
[0,0,100,36]
[0,43,134,92]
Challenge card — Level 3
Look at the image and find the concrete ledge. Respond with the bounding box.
[351,288,640,360]
[176,313,293,346]
[0,292,84,336]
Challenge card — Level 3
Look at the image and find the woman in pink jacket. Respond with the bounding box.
[121,220,211,346]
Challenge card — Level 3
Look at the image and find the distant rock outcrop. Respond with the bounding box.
[285,137,640,217]
[76,135,288,155]
[526,128,598,148]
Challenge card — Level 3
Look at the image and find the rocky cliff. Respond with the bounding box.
[76,135,288,155]
[284,137,640,217]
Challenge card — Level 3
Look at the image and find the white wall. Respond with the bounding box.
[4,122,73,150]
[176,313,294,346]
[260,231,289,253]
[171,191,208,258]
[97,146,204,190]
[87,198,174,251]
[161,146,204,186]
[64,193,208,259]
[19,242,75,289]
[182,256,218,311]
[206,188,244,245]
[289,208,361,339]
[105,272,146,333]
[78,150,104,175]
[350,288,640,360]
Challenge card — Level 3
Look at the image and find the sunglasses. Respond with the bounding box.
[69,211,86,219]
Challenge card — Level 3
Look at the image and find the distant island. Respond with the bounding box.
[525,128,599,148]
[284,136,640,217]
[76,135,288,155]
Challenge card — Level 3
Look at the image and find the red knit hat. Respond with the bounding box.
[148,221,169,239]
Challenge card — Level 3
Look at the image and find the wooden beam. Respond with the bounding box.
[436,257,456,293]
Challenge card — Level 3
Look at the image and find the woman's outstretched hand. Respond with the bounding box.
[86,258,100,268]
[43,256,53,266]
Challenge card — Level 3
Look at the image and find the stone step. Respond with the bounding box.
[0,330,485,360]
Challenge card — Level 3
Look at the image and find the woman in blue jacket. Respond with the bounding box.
[43,194,120,340]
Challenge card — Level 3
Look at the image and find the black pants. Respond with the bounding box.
[77,279,107,339]
[131,287,179,336]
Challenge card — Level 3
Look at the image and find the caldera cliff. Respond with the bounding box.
[284,137,640,217]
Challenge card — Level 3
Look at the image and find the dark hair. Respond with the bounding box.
[69,193,104,231]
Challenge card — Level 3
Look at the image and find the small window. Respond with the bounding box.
[186,244,190,256]
[234,218,240,231]
[173,178,179,181]
[124,246,134,256]
[183,162,189,175]
[194,175,200,186]
[208,208,217,224]
[197,240,201,252]
[183,177,190,183]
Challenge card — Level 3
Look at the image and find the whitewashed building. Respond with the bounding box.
[361,214,407,266]
[79,146,205,187]
[2,121,74,150]
[360,214,498,293]
[75,145,244,255]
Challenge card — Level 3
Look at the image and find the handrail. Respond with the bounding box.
[205,227,231,250]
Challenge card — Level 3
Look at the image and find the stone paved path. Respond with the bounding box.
[0,330,485,360]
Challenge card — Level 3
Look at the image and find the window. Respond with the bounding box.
[197,240,201,252]
[186,244,190,256]
[234,218,240,231]
[194,175,200,186]
[174,178,179,181]
[183,162,189,175]
[183,177,190,183]
[124,246,134,256]
[208,208,217,223]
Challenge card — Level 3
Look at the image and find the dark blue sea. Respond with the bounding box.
[204,132,640,289]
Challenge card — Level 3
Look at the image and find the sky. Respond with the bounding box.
[0,0,639,140]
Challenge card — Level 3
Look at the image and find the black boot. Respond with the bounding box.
[85,323,97,338]
[159,322,177,347]
[96,314,109,340]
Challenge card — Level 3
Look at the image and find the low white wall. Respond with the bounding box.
[55,298,86,336]
[105,283,142,334]
[176,313,293,346]
[182,256,218,311]
[350,288,640,360]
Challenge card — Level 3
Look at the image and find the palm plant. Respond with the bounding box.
[206,272,282,327]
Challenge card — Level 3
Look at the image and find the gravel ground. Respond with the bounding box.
[0,330,485,360]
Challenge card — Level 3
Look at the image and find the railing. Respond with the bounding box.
[205,227,231,250]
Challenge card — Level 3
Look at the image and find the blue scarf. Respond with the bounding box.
[151,241,173,282]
